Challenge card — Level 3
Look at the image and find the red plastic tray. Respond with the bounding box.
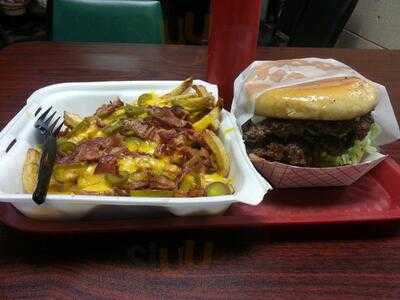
[1,158,400,234]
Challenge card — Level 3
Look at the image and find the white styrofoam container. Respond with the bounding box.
[0,80,271,220]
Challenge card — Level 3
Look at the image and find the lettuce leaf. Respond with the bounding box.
[317,123,381,167]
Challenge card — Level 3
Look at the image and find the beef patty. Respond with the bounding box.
[242,113,374,167]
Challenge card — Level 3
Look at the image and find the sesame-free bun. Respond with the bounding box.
[249,77,378,120]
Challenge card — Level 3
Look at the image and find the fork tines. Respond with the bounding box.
[35,107,63,136]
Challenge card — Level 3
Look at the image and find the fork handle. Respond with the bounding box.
[33,135,57,205]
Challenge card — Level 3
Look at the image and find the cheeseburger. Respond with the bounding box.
[242,77,380,167]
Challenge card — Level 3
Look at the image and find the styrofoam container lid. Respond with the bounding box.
[0,80,271,220]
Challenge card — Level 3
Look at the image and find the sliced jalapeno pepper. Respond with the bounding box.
[57,140,76,154]
[105,173,129,186]
[130,189,174,197]
[125,104,146,117]
[66,118,91,138]
[205,182,231,196]
[103,120,122,136]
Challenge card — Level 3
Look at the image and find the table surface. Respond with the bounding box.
[1,42,400,299]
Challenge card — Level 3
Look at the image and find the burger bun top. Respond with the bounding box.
[247,77,378,120]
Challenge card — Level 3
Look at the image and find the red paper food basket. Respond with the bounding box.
[249,153,386,188]
[0,157,399,234]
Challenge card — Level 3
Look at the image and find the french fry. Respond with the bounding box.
[22,148,41,193]
[193,107,220,132]
[187,110,207,123]
[203,129,230,177]
[162,77,193,98]
[64,112,83,128]
[172,95,214,112]
[193,85,210,97]
[163,94,193,102]
[216,97,224,108]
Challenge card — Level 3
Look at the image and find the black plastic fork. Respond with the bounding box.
[32,107,63,205]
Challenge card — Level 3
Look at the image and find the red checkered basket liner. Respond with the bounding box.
[250,153,387,188]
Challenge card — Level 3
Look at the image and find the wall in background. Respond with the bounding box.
[336,0,400,49]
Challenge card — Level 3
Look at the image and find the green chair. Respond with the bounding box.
[52,0,164,43]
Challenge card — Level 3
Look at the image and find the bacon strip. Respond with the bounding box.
[57,136,121,164]
[147,106,189,128]
[95,155,118,175]
[95,99,124,118]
